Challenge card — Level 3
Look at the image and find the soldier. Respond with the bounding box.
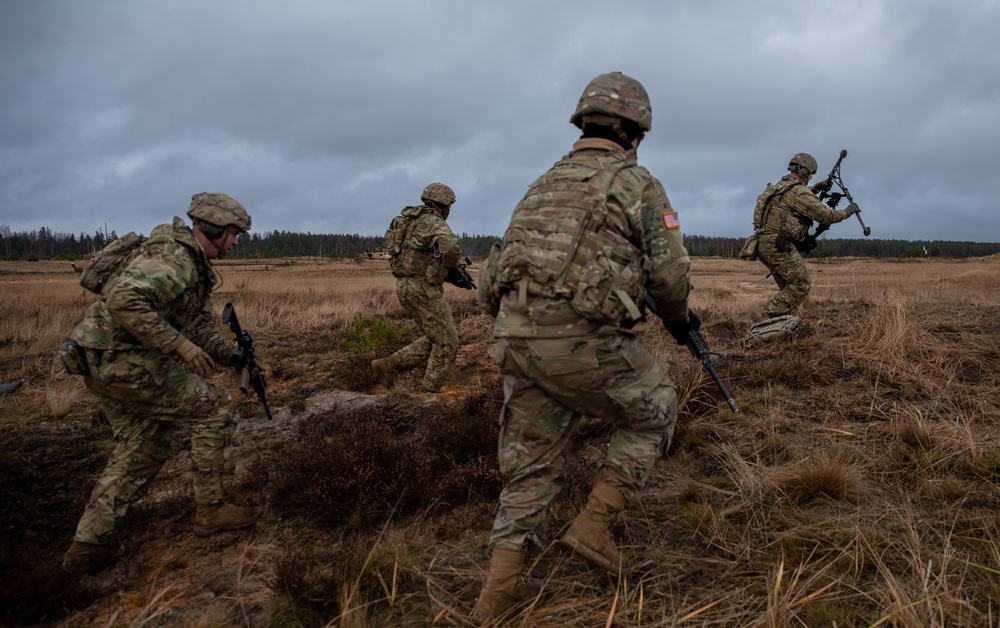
[61,193,262,576]
[472,71,694,623]
[753,153,859,318]
[372,183,462,393]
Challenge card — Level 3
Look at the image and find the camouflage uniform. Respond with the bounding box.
[385,202,461,392]
[479,137,691,552]
[755,175,854,317]
[69,217,239,545]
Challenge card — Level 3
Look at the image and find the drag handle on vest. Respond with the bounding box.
[642,296,739,413]
[222,303,273,420]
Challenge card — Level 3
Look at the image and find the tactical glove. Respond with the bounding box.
[844,202,860,216]
[176,338,215,377]
[662,310,702,346]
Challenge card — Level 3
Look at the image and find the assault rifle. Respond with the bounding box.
[221,303,273,420]
[432,242,477,290]
[798,149,871,254]
[643,296,740,413]
[446,257,477,290]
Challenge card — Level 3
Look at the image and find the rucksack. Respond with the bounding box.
[743,315,802,347]
[495,152,645,324]
[79,232,148,295]
[753,179,796,231]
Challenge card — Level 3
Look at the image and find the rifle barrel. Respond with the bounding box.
[687,331,740,413]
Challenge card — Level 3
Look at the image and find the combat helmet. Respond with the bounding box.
[788,153,818,176]
[187,192,252,234]
[570,71,652,133]
[421,182,456,207]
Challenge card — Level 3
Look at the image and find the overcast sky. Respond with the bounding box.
[2,1,998,243]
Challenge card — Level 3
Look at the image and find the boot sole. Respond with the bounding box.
[558,534,633,576]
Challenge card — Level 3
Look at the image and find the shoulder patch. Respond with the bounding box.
[662,212,681,230]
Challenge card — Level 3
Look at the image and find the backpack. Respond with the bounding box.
[495,152,646,324]
[385,207,433,278]
[753,179,796,231]
[743,315,801,347]
[79,232,148,295]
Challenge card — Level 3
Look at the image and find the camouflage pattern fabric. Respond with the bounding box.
[488,334,678,550]
[753,175,854,317]
[72,349,236,544]
[68,216,240,545]
[73,217,237,366]
[756,233,812,317]
[388,277,459,392]
[483,137,691,552]
[384,203,461,391]
[386,204,460,284]
[488,138,690,330]
[754,176,853,241]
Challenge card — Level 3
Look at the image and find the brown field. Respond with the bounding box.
[2,255,1000,626]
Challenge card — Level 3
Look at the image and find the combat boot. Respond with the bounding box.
[559,480,633,575]
[193,503,262,537]
[371,358,396,389]
[61,541,119,576]
[471,548,528,625]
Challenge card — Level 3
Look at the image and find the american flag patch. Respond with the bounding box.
[662,212,680,230]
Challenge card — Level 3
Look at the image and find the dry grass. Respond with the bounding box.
[2,255,1000,626]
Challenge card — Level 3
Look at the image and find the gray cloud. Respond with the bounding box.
[2,0,998,243]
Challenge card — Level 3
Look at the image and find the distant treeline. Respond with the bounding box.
[0,225,502,261]
[684,235,1000,259]
[3,225,999,261]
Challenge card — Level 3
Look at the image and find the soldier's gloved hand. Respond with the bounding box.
[844,202,860,216]
[662,310,702,345]
[176,338,215,377]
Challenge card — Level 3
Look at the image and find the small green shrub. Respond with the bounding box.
[344,314,410,354]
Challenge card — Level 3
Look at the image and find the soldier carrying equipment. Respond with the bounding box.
[473,71,694,624]
[222,303,272,420]
[373,182,463,393]
[60,192,262,577]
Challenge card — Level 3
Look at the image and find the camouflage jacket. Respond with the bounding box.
[72,217,235,364]
[754,175,852,242]
[386,204,460,284]
[484,138,691,337]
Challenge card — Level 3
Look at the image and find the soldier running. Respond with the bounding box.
[61,193,262,576]
[473,72,695,623]
[372,183,463,393]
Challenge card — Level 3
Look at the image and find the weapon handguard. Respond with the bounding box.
[643,296,739,413]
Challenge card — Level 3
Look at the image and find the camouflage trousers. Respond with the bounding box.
[390,277,459,391]
[72,348,237,545]
[488,332,678,552]
[757,233,811,317]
